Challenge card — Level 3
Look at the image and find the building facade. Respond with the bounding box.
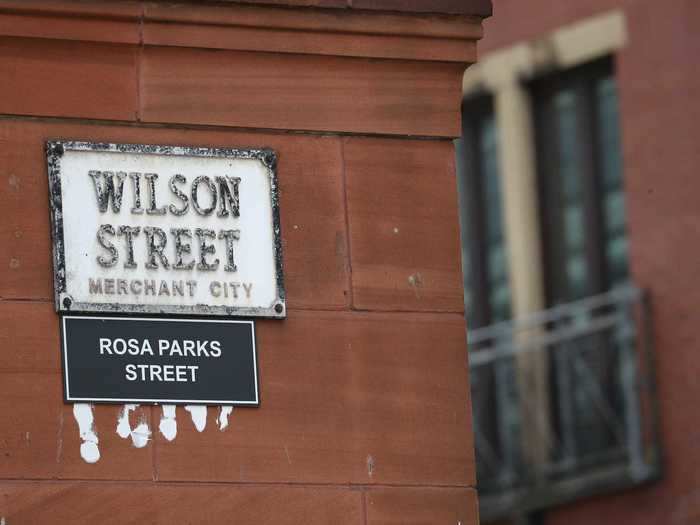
[459,1,700,523]
[0,1,490,523]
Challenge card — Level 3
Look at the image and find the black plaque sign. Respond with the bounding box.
[61,316,259,405]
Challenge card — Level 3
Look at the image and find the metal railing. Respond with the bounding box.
[468,284,661,522]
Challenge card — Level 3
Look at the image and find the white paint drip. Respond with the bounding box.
[185,405,207,432]
[116,404,151,448]
[130,420,151,448]
[73,403,100,464]
[217,406,233,431]
[116,404,138,439]
[159,405,177,441]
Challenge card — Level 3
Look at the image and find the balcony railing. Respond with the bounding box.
[468,284,661,522]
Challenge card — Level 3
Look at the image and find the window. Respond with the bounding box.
[457,96,511,330]
[458,56,660,521]
[456,98,517,490]
[533,57,629,306]
[459,59,628,325]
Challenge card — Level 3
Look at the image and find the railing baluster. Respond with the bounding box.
[616,303,645,480]
[494,354,520,487]
[553,338,577,467]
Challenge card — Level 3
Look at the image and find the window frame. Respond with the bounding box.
[531,57,620,307]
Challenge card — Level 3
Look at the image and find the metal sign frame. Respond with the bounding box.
[46,140,286,319]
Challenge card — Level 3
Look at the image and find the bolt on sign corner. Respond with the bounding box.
[46,141,285,318]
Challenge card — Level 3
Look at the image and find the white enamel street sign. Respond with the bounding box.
[47,141,285,318]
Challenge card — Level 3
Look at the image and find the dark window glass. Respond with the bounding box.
[596,76,628,286]
[533,57,628,306]
[456,97,511,330]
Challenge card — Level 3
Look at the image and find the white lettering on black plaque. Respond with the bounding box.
[61,316,259,405]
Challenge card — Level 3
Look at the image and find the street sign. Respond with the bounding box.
[61,316,259,405]
[46,141,285,319]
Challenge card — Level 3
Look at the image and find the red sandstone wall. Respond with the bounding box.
[0,1,487,523]
[483,1,700,523]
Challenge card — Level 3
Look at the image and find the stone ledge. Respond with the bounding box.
[0,0,486,62]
